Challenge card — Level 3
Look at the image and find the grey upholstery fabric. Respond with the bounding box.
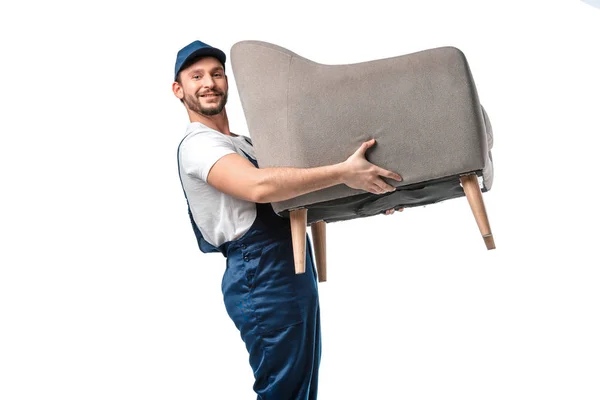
[231,41,493,223]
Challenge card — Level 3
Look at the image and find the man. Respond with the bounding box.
[173,40,403,399]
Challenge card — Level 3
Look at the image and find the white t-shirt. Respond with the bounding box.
[178,122,257,248]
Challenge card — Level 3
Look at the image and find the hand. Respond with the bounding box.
[383,207,404,215]
[341,139,403,194]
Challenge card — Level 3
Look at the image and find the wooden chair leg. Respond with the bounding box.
[310,221,327,282]
[290,208,307,274]
[460,174,496,250]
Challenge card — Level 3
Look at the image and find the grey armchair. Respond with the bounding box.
[231,40,495,281]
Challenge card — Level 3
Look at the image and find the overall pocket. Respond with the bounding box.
[249,240,304,335]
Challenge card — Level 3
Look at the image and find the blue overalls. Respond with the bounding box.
[178,137,321,399]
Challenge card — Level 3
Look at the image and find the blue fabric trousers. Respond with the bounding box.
[218,154,321,399]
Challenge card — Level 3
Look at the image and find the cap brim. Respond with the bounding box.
[176,48,227,79]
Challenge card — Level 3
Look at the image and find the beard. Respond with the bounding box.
[184,88,228,116]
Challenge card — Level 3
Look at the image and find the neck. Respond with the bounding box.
[188,107,232,136]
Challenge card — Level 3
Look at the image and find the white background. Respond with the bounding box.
[1,1,599,399]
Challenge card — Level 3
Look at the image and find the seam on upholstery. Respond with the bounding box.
[247,41,296,58]
[286,55,293,163]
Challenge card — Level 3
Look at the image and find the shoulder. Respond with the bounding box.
[234,134,253,146]
[181,122,234,147]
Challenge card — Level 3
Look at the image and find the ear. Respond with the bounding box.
[172,81,184,100]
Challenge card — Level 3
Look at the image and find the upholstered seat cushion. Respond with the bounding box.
[231,41,493,224]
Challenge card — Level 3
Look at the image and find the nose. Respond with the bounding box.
[200,75,215,89]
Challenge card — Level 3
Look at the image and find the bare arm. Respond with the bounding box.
[207,138,403,203]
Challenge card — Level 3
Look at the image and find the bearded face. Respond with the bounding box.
[183,86,228,116]
[175,56,229,117]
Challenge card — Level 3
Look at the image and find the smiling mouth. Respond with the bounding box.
[200,93,220,98]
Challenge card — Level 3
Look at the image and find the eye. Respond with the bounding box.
[192,75,200,79]
[213,72,223,78]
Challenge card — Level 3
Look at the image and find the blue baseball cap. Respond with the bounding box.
[174,40,227,81]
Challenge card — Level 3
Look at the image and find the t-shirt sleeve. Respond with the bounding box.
[180,130,237,182]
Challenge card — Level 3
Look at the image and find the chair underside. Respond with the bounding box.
[279,171,485,224]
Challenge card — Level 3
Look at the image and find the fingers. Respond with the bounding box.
[378,167,403,182]
[356,141,403,183]
[356,138,376,155]
[370,180,395,194]
[369,185,387,194]
[383,207,404,215]
[376,177,396,193]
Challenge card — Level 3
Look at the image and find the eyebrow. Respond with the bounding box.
[188,66,224,75]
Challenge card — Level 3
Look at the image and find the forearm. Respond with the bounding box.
[254,163,345,203]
